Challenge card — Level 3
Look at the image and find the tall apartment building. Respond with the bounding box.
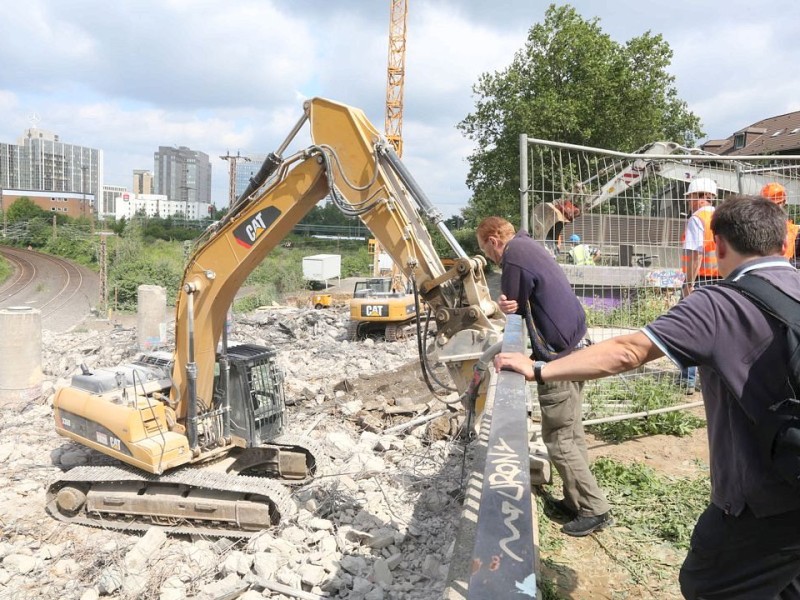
[132,169,153,194]
[234,153,266,200]
[0,127,103,213]
[154,146,211,206]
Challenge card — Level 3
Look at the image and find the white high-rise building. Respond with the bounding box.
[0,127,103,215]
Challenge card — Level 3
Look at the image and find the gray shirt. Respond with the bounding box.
[644,257,800,518]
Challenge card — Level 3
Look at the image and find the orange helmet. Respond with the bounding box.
[760,182,787,205]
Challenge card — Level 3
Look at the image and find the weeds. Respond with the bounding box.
[585,375,705,442]
[537,457,710,597]
[592,458,709,549]
[233,288,277,313]
[0,256,10,282]
[584,288,678,329]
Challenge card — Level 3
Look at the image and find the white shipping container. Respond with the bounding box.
[302,254,341,282]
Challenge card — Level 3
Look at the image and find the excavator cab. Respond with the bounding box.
[353,277,394,296]
[220,344,285,445]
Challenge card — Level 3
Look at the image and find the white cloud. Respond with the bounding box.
[2,0,800,218]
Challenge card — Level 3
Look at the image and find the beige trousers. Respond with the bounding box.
[538,379,610,517]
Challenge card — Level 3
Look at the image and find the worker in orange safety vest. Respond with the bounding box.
[681,177,720,297]
[679,177,720,395]
[760,182,799,265]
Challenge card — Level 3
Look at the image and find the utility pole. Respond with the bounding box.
[220,150,250,207]
[99,233,109,316]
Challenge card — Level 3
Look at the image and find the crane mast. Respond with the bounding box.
[375,0,409,280]
[385,0,408,158]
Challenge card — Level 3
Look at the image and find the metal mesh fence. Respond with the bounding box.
[521,137,800,419]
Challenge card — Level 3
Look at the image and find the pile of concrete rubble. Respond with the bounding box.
[0,306,472,600]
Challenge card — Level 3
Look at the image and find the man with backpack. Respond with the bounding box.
[494,195,800,599]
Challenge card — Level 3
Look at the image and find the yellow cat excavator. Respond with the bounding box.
[48,98,504,537]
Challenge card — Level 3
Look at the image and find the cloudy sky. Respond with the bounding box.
[2,0,799,218]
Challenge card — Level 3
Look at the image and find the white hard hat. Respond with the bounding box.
[684,178,717,197]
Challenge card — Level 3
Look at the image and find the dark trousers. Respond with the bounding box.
[679,504,800,599]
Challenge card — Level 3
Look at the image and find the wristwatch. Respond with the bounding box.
[533,360,547,385]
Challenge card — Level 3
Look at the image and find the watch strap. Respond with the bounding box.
[533,360,546,385]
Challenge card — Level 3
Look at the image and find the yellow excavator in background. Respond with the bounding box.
[48,97,504,537]
[311,292,332,309]
[347,276,417,341]
[346,238,417,341]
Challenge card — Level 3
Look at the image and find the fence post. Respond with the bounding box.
[520,134,529,233]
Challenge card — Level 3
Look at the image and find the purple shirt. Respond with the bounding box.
[644,257,800,518]
[501,230,587,359]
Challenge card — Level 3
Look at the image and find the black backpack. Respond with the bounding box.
[718,274,800,490]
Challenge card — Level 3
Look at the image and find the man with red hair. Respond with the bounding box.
[476,216,611,537]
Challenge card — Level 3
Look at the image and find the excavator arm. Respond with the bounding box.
[173,97,504,440]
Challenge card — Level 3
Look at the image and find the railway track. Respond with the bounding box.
[0,245,98,331]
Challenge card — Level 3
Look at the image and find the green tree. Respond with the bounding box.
[458,4,704,224]
[6,197,49,222]
[444,214,466,230]
[301,200,361,228]
[107,216,127,236]
[210,205,227,220]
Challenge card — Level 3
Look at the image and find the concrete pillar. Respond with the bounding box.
[137,285,167,351]
[0,307,42,405]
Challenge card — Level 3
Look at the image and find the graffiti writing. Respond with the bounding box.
[487,436,526,562]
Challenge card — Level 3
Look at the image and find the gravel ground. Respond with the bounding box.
[0,304,473,600]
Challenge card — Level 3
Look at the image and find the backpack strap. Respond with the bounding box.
[718,274,799,326]
[718,275,800,488]
[717,274,800,400]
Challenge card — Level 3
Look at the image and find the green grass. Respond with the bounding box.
[233,288,278,313]
[0,255,10,283]
[584,288,679,329]
[537,457,710,596]
[585,375,705,442]
[593,457,709,549]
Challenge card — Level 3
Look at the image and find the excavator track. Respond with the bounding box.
[346,319,361,340]
[268,433,331,485]
[46,464,297,538]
